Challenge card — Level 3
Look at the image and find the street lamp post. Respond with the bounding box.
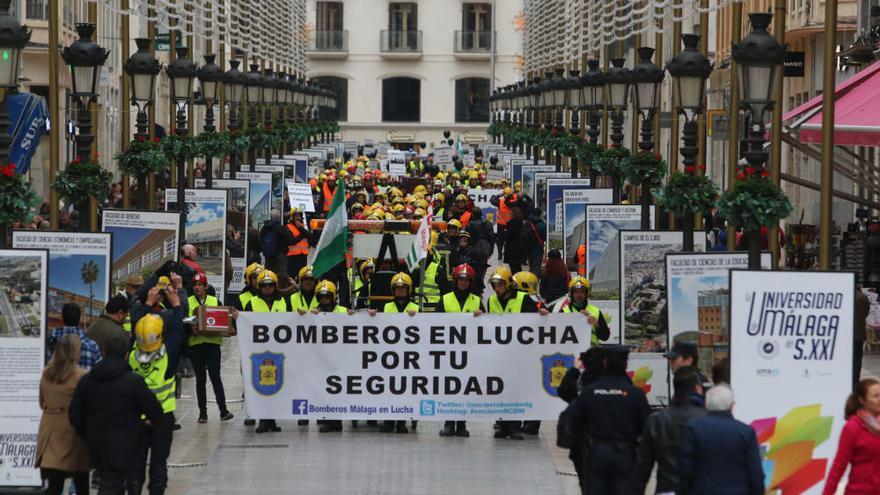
[606,58,630,203]
[197,54,222,188]
[166,46,197,244]
[0,0,29,165]
[631,47,664,230]
[581,60,606,185]
[62,23,108,232]
[123,38,161,209]
[732,12,785,268]
[667,34,713,251]
[550,68,566,173]
[245,64,263,170]
[262,70,275,163]
[489,89,497,144]
[528,77,540,164]
[223,60,245,179]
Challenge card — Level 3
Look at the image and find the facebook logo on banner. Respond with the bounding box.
[420,400,436,417]
[292,400,309,415]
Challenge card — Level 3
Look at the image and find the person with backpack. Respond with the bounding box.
[521,209,546,276]
[260,209,294,285]
[465,207,495,260]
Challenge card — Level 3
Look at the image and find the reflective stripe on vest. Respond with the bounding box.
[442,292,481,313]
[322,182,334,212]
[249,296,289,312]
[560,302,605,345]
[290,291,319,312]
[488,291,525,314]
[188,295,222,347]
[129,352,175,413]
[384,301,420,313]
[496,198,512,226]
[287,224,309,256]
[421,261,441,304]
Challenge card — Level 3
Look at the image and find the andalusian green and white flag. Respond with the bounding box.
[406,215,430,271]
[311,179,347,278]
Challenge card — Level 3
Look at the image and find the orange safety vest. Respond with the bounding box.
[287,224,309,256]
[576,244,586,276]
[459,210,472,228]
[322,182,334,212]
[496,197,512,226]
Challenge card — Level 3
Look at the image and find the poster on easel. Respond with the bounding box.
[254,164,286,215]
[562,189,614,267]
[101,209,181,294]
[544,179,591,252]
[165,188,228,300]
[730,270,853,495]
[0,249,48,488]
[196,179,250,293]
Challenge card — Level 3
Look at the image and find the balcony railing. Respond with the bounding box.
[380,30,422,53]
[454,30,492,52]
[308,30,348,52]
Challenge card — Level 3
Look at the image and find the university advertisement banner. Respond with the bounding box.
[101,210,181,293]
[224,171,273,233]
[0,249,47,488]
[665,252,771,378]
[196,179,250,293]
[254,165,286,215]
[560,188,613,262]
[237,312,590,421]
[545,179,591,252]
[521,165,555,202]
[532,172,569,212]
[730,270,853,495]
[467,188,503,232]
[12,231,112,329]
[165,188,227,300]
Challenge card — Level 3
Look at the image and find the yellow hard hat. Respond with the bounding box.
[393,204,405,213]
[436,172,446,180]
[434,192,446,203]
[503,187,513,196]
[351,202,364,211]
[413,208,426,219]
[298,265,314,281]
[316,280,337,298]
[391,272,413,292]
[339,170,348,177]
[358,258,375,275]
[489,266,513,285]
[289,207,302,219]
[569,276,591,292]
[416,199,429,209]
[447,219,462,230]
[414,185,427,194]
[392,197,405,206]
[514,181,522,191]
[319,173,327,181]
[258,270,279,286]
[245,263,264,280]
[155,276,171,291]
[513,271,538,295]
[455,194,468,202]
[134,314,164,358]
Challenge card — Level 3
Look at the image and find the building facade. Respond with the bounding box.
[305,0,523,148]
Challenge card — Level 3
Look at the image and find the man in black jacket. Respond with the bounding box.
[69,337,163,494]
[635,366,707,494]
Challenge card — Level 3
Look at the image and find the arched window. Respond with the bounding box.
[382,77,420,122]
[455,77,489,122]
[311,76,348,122]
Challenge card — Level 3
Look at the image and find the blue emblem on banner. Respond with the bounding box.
[541,353,575,397]
[251,352,284,396]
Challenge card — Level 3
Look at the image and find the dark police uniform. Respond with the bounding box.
[568,348,651,495]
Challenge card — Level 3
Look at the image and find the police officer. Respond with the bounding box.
[187,273,233,424]
[290,265,319,314]
[314,280,353,434]
[131,312,185,495]
[569,345,650,495]
[243,270,289,433]
[552,277,611,346]
[437,264,484,438]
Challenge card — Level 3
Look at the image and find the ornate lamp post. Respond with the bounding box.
[0,0,30,165]
[732,12,785,268]
[528,77,541,163]
[197,54,222,187]
[489,89,497,144]
[565,69,582,178]
[244,64,263,170]
[123,38,161,208]
[539,72,554,168]
[262,70,276,162]
[606,58,630,202]
[165,46,197,242]
[631,47,664,230]
[223,60,245,178]
[62,23,108,232]
[667,34,713,250]
[580,60,605,146]
[514,81,527,155]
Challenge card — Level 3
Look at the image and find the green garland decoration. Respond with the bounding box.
[0,164,38,226]
[716,174,793,232]
[618,150,667,188]
[591,146,629,177]
[53,158,113,203]
[655,170,718,217]
[115,137,170,177]
[162,135,200,161]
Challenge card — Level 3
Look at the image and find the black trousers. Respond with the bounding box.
[287,254,308,280]
[854,341,865,388]
[582,443,636,495]
[138,411,174,495]
[98,468,141,495]
[41,468,89,495]
[189,343,227,415]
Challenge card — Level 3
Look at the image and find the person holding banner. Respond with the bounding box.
[313,280,354,434]
[188,273,233,425]
[437,264,485,438]
[352,259,375,310]
[291,265,320,314]
[552,277,610,346]
[412,247,448,312]
[285,208,312,281]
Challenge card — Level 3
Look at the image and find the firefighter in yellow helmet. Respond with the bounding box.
[512,271,543,309]
[236,263,264,311]
[552,277,611,345]
[352,259,375,309]
[290,265,319,314]
[313,279,351,434]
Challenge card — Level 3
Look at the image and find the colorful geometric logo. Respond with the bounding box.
[627,366,653,394]
[750,404,832,494]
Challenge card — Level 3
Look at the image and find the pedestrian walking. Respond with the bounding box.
[823,378,880,495]
[854,285,871,387]
[86,294,130,356]
[48,303,102,370]
[188,273,233,424]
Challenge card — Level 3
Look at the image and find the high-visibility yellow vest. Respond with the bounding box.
[129,352,175,413]
[488,291,526,314]
[560,302,606,345]
[247,296,289,312]
[318,304,348,314]
[441,292,481,313]
[384,301,419,313]
[122,315,132,333]
[188,295,222,347]
[239,290,256,309]
[290,291,319,312]
[421,261,441,306]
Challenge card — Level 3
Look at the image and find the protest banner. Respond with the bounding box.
[730,270,853,495]
[237,312,590,420]
[433,145,454,170]
[0,249,48,488]
[12,231,112,329]
[665,252,771,378]
[165,188,228,300]
[467,188,503,232]
[254,165,286,215]
[101,210,181,293]
[562,189,614,265]
[285,180,317,213]
[196,179,250,293]
[544,179,591,252]
[387,150,407,177]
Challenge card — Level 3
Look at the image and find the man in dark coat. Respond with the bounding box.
[678,384,765,495]
[635,366,707,494]
[69,337,163,494]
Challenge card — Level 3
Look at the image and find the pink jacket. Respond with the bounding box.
[823,414,880,495]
